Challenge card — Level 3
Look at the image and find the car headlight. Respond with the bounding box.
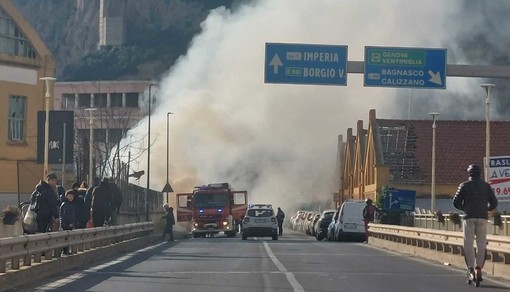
[222,221,228,226]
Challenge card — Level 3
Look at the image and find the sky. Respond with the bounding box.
[120,0,510,213]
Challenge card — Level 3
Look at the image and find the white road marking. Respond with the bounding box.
[34,242,166,290]
[263,241,305,292]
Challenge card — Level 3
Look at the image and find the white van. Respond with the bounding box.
[333,200,366,241]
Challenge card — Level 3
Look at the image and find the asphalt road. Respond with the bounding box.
[9,229,510,292]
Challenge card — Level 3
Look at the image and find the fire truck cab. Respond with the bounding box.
[176,183,248,238]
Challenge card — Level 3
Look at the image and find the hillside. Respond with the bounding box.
[12,0,234,81]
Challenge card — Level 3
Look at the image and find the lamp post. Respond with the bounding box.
[429,112,440,213]
[40,77,56,179]
[162,112,174,203]
[145,83,157,222]
[85,108,97,186]
[481,84,495,182]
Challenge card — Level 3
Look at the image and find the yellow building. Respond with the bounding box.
[0,0,55,202]
[339,109,510,209]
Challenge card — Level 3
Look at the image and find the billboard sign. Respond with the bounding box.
[488,156,510,202]
[37,111,74,164]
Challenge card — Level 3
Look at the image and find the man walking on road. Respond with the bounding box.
[453,164,498,283]
[161,204,175,241]
[276,207,285,236]
[31,172,60,233]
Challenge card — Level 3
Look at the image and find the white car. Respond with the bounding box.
[333,200,366,241]
[242,204,278,240]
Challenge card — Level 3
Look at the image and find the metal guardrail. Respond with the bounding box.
[413,214,510,236]
[0,222,153,274]
[369,223,510,266]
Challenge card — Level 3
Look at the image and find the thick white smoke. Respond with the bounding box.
[121,0,484,212]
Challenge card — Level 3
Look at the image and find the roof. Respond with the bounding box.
[376,119,510,185]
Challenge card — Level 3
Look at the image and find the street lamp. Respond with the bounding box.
[481,84,495,182]
[40,76,56,179]
[85,108,97,186]
[162,112,174,203]
[429,112,440,213]
[145,83,157,222]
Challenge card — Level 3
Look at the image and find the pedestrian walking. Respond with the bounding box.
[276,207,285,236]
[161,204,175,241]
[362,198,381,243]
[84,177,100,227]
[71,182,88,229]
[109,177,123,225]
[30,172,59,233]
[453,164,498,286]
[90,177,114,227]
[60,190,75,255]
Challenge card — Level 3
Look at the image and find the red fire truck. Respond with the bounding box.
[176,183,248,238]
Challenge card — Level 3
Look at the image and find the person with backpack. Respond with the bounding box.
[276,207,285,236]
[90,177,114,227]
[30,172,60,233]
[362,198,381,243]
[453,164,498,285]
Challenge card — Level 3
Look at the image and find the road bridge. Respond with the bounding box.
[4,228,510,292]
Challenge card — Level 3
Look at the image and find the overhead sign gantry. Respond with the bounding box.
[264,43,348,86]
[364,46,447,89]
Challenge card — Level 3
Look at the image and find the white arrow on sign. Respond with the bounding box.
[269,54,283,74]
[428,70,442,85]
[389,193,399,209]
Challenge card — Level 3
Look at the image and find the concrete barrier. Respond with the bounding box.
[0,222,156,291]
[368,223,510,281]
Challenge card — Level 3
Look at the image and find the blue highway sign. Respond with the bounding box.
[265,43,348,86]
[364,46,446,89]
[384,189,416,211]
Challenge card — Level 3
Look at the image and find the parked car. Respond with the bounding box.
[327,208,341,241]
[333,200,366,241]
[290,210,305,231]
[315,210,336,241]
[307,213,321,236]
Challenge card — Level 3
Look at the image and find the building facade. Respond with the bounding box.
[0,0,55,199]
[339,109,510,210]
[54,80,150,184]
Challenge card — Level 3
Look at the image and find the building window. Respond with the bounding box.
[125,92,139,108]
[78,93,91,108]
[8,95,25,142]
[94,129,106,143]
[62,94,76,109]
[95,93,107,108]
[0,9,37,59]
[111,93,122,107]
[109,128,124,144]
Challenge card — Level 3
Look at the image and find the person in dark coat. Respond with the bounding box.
[109,177,123,225]
[91,177,114,227]
[161,204,175,241]
[32,172,60,233]
[71,182,88,229]
[453,164,498,282]
[60,190,75,255]
[276,207,285,236]
[84,177,99,226]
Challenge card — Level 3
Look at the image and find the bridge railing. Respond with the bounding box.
[0,222,153,274]
[368,223,510,279]
[413,213,510,236]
